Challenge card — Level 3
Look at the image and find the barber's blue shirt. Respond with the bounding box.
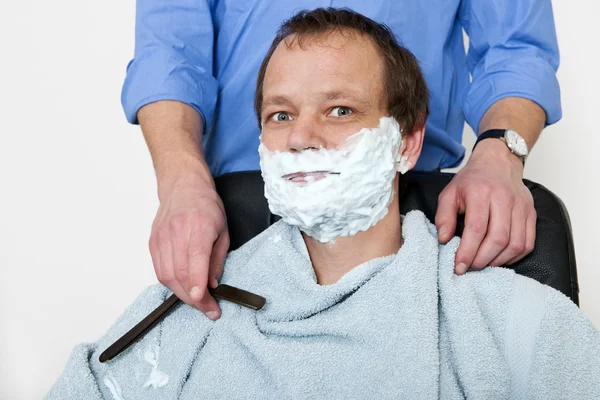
[122,0,561,175]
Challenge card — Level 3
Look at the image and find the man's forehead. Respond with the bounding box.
[261,28,385,112]
[265,29,383,81]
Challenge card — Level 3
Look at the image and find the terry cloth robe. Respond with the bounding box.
[45,211,600,400]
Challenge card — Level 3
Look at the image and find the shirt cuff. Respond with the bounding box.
[462,56,562,133]
[121,48,218,130]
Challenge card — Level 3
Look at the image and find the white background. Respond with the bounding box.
[1,0,598,398]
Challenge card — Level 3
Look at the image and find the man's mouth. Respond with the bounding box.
[282,171,335,183]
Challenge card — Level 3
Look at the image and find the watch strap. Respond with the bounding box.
[472,129,526,166]
[472,129,507,152]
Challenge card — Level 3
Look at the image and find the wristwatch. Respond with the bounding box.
[473,129,529,165]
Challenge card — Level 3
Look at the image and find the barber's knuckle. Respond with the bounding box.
[467,219,487,235]
[197,221,224,241]
[174,266,189,282]
[174,256,189,273]
[158,271,175,285]
[188,208,206,221]
[513,193,526,207]
[438,190,449,203]
[524,197,534,209]
[188,245,210,262]
[470,224,487,236]
[169,214,186,234]
[492,231,510,248]
[203,226,221,243]
[510,241,526,254]
[191,208,221,226]
[190,224,218,242]
[475,183,493,197]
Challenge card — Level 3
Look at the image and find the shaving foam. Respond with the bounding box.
[104,374,126,400]
[143,345,169,389]
[259,117,405,243]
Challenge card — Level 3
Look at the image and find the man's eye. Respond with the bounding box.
[271,112,292,122]
[329,106,353,117]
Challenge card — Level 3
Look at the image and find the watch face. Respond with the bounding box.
[505,130,528,157]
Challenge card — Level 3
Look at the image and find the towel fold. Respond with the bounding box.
[45,211,600,399]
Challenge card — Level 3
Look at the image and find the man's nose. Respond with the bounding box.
[287,114,327,152]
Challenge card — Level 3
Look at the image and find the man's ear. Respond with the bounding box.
[399,119,426,172]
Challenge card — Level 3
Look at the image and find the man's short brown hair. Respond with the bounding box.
[254,7,429,133]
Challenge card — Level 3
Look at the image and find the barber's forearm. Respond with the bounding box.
[138,100,214,200]
[477,97,546,151]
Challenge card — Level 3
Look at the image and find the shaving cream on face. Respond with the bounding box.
[259,117,406,243]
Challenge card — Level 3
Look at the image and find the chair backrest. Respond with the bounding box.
[214,171,579,304]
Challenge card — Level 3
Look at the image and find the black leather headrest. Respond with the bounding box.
[214,171,578,304]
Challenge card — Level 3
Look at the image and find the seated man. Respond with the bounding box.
[46,8,599,400]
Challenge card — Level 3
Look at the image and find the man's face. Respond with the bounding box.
[260,30,386,153]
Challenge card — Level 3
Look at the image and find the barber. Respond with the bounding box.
[123,1,560,320]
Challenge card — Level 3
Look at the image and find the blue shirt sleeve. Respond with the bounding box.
[121,0,218,128]
[459,0,562,133]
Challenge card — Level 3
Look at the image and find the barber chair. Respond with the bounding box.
[214,171,579,305]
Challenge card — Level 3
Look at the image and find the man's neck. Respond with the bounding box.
[302,196,402,285]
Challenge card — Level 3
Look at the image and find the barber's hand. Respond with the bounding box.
[150,173,229,320]
[435,139,536,274]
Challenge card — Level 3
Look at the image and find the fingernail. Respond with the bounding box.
[190,286,200,300]
[210,278,219,288]
[456,263,468,274]
[206,311,220,321]
[439,225,447,238]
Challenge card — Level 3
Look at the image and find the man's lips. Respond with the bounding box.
[282,171,335,183]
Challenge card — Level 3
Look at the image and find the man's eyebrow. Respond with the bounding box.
[262,95,294,110]
[261,91,372,111]
[315,90,372,107]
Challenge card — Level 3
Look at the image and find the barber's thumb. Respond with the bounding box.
[435,212,457,244]
[209,231,229,289]
[435,186,460,243]
[196,293,221,321]
[435,206,458,244]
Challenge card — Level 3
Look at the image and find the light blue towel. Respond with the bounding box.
[45,211,600,399]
